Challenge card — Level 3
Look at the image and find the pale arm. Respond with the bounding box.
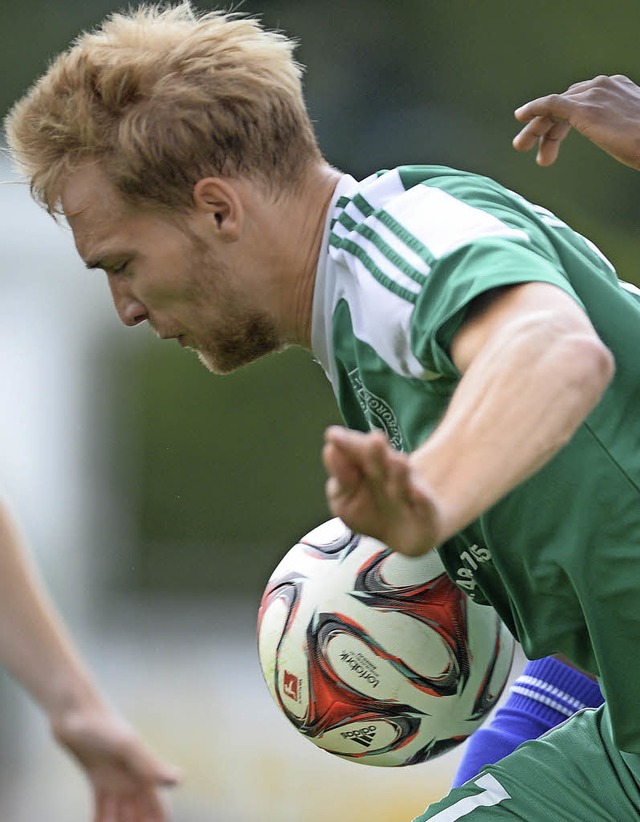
[513,74,640,169]
[0,498,181,820]
[324,282,614,555]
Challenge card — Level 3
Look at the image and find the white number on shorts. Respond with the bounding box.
[427,774,511,820]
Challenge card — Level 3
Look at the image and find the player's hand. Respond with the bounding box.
[323,426,442,557]
[513,74,640,169]
[51,701,181,821]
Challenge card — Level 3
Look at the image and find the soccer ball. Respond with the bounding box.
[257,518,514,767]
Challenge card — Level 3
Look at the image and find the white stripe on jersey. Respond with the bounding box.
[422,774,511,821]
[333,256,439,380]
[330,220,427,296]
[323,172,436,380]
[621,280,640,297]
[333,172,431,291]
[345,167,405,214]
[380,173,530,259]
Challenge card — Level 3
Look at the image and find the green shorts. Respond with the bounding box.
[413,705,640,821]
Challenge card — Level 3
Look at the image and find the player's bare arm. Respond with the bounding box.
[325,282,614,556]
[513,74,640,169]
[0,501,180,821]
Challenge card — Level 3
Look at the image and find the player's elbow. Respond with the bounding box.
[558,331,615,411]
[575,333,614,390]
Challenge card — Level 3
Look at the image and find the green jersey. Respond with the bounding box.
[311,165,640,755]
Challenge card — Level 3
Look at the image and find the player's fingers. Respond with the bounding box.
[382,449,410,500]
[98,788,167,822]
[322,443,362,496]
[565,73,634,96]
[95,792,118,822]
[535,120,572,166]
[136,790,170,822]
[514,93,578,124]
[324,426,389,482]
[546,118,572,142]
[94,792,105,822]
[512,115,554,151]
[358,430,392,482]
[536,139,560,167]
[116,797,137,822]
[115,736,182,789]
[323,425,366,455]
[136,802,166,822]
[325,475,345,508]
[324,476,367,530]
[564,77,607,95]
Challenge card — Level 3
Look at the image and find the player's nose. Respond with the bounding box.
[108,278,148,327]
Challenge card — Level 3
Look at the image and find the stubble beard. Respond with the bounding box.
[194,311,284,374]
[187,246,283,375]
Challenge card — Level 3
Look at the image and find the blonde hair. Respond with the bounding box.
[4,2,322,213]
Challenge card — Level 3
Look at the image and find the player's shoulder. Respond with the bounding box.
[352,165,510,212]
[357,164,489,189]
[395,164,491,188]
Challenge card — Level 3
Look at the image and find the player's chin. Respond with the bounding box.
[194,342,283,376]
[193,351,248,376]
[194,347,232,375]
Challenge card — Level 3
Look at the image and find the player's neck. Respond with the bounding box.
[271,162,342,349]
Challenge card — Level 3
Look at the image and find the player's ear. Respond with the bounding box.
[192,177,242,241]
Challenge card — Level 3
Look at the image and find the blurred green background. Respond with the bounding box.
[2,0,638,600]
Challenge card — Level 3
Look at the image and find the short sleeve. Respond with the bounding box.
[410,237,585,377]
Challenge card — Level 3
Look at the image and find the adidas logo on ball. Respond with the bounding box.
[341,726,378,748]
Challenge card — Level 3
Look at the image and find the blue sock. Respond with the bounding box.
[451,656,604,787]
